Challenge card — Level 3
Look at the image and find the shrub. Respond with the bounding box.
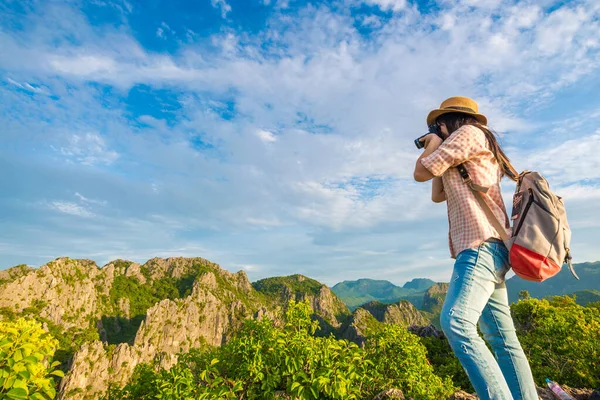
[512,295,600,388]
[108,299,454,399]
[0,318,64,399]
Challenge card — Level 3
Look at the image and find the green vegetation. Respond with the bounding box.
[253,274,324,297]
[104,262,215,345]
[418,336,473,392]
[106,300,454,400]
[0,318,64,399]
[512,295,600,388]
[0,264,33,286]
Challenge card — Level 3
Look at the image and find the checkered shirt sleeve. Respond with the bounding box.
[420,125,487,177]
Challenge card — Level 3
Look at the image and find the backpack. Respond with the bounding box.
[457,165,579,282]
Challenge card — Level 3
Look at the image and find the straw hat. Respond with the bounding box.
[426,96,487,126]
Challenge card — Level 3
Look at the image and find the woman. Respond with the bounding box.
[413,96,538,400]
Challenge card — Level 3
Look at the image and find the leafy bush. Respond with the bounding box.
[0,318,64,399]
[107,299,455,400]
[419,335,473,393]
[512,295,600,388]
[364,325,454,399]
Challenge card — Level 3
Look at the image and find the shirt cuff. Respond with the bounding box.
[421,151,449,177]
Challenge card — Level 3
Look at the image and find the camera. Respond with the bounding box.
[414,124,444,149]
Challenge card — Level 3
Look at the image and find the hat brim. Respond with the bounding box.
[427,109,487,126]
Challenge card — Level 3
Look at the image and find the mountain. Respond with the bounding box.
[331,278,436,310]
[506,261,600,303]
[403,278,437,291]
[361,300,428,327]
[339,300,428,347]
[421,283,450,328]
[0,257,357,400]
[570,290,600,306]
[252,274,351,334]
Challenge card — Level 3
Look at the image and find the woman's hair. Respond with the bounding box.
[436,112,518,181]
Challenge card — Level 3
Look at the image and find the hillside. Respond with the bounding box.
[331,278,436,310]
[252,274,351,334]
[1,257,598,399]
[0,257,355,400]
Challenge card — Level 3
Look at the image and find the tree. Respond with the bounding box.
[518,290,530,300]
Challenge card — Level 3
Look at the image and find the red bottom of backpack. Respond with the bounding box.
[510,244,561,282]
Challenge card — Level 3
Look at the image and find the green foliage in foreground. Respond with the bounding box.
[107,300,455,400]
[512,295,600,389]
[0,318,64,400]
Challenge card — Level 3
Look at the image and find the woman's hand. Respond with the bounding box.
[414,134,443,182]
[422,133,443,150]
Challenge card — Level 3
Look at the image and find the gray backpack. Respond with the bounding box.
[458,166,579,282]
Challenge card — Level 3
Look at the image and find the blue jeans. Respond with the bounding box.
[440,239,538,400]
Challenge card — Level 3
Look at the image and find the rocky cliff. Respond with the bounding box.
[361,300,428,327]
[339,300,429,347]
[422,282,449,314]
[0,257,351,400]
[59,263,269,399]
[253,274,351,334]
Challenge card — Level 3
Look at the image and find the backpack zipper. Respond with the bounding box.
[513,188,534,238]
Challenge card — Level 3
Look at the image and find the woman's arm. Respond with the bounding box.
[431,177,446,203]
[414,134,443,182]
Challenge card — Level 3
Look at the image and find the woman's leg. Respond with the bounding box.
[440,241,513,400]
[479,247,538,400]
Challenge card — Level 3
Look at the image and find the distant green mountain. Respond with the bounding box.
[403,278,436,291]
[330,278,436,310]
[506,261,600,303]
[570,290,600,306]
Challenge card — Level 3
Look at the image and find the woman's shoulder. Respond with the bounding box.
[454,124,485,135]
[448,124,487,144]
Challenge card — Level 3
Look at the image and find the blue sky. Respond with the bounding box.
[1,0,600,286]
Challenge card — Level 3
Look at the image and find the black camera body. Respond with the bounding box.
[414,124,444,149]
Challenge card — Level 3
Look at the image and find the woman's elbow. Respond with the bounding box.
[431,193,446,203]
[414,170,429,182]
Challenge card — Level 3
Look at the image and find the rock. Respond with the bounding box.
[422,283,449,313]
[448,390,477,399]
[58,259,273,399]
[373,388,406,400]
[408,323,444,338]
[362,300,428,327]
[448,386,594,400]
[339,307,380,347]
[252,274,351,334]
[591,388,600,400]
[0,258,103,330]
[562,385,594,400]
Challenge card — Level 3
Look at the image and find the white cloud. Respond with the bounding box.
[48,201,94,218]
[535,6,588,56]
[75,193,107,206]
[256,129,277,143]
[6,78,50,95]
[2,0,600,282]
[59,132,118,166]
[210,0,232,19]
[529,133,600,184]
[49,55,117,76]
[363,0,406,12]
[156,22,173,39]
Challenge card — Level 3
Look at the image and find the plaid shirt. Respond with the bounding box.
[421,125,511,259]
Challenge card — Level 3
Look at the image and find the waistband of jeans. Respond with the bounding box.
[485,237,504,244]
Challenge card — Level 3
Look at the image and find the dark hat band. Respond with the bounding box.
[443,106,477,113]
